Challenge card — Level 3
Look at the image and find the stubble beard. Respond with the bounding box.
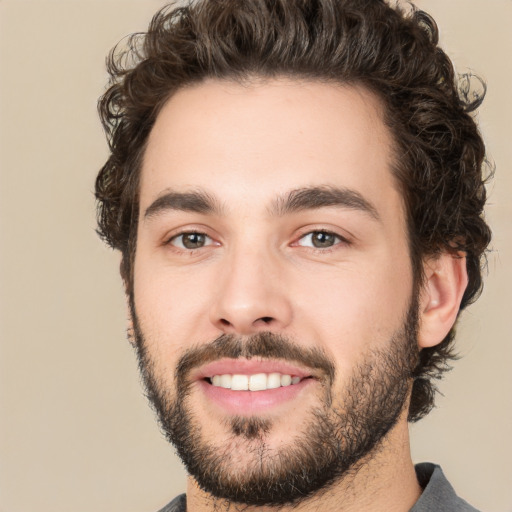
[130,300,419,508]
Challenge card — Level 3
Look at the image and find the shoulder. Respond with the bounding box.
[155,467,482,512]
[156,493,186,512]
[411,463,481,512]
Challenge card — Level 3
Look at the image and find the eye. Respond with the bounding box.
[169,232,214,250]
[296,230,344,249]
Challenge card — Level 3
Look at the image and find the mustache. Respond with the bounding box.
[175,332,335,385]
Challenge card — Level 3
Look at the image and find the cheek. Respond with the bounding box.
[291,259,413,368]
[133,256,217,352]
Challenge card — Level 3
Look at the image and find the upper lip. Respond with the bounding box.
[192,358,315,381]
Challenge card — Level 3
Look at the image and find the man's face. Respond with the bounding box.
[132,79,418,505]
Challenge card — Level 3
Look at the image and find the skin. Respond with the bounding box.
[132,79,468,512]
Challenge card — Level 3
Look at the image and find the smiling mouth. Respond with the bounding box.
[205,373,313,391]
[196,360,317,414]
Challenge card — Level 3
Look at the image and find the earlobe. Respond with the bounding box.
[418,252,468,349]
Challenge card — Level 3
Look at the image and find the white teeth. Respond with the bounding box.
[267,373,281,389]
[231,374,249,390]
[280,374,292,387]
[210,372,304,390]
[220,374,232,389]
[249,373,267,391]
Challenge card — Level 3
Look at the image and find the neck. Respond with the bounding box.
[186,414,422,512]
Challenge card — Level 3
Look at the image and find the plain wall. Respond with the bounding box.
[0,1,510,511]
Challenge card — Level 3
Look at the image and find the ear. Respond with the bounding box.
[418,252,468,349]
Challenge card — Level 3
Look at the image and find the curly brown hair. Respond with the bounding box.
[95,0,491,422]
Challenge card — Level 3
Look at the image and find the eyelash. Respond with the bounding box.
[166,230,214,251]
[294,229,349,252]
[165,229,350,253]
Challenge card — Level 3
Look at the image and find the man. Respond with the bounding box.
[95,0,491,510]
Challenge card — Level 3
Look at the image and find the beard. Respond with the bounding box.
[130,299,419,508]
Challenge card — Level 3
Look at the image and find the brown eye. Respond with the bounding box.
[171,232,211,249]
[312,232,336,248]
[297,231,342,249]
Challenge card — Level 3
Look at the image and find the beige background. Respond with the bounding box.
[0,1,510,511]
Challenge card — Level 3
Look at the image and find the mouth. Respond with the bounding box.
[194,358,317,414]
[206,372,310,390]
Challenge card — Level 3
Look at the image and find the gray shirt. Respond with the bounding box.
[412,463,480,512]
[157,463,480,511]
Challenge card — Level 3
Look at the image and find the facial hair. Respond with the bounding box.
[130,300,419,507]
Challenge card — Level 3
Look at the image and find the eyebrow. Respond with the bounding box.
[271,186,380,220]
[143,185,380,221]
[144,190,223,219]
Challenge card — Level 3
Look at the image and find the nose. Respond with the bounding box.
[209,246,293,336]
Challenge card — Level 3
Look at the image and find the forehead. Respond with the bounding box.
[140,78,401,218]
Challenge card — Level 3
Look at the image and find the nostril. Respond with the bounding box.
[260,317,273,324]
[220,319,231,326]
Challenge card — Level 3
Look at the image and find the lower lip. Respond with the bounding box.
[197,378,315,415]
